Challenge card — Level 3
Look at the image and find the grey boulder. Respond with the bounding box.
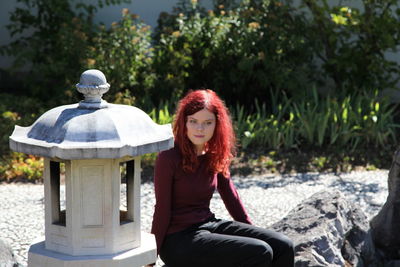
[271,190,369,267]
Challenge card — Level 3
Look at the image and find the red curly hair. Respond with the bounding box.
[173,89,236,176]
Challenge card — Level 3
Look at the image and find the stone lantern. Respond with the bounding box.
[9,69,173,267]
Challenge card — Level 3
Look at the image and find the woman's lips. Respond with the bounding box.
[194,135,205,138]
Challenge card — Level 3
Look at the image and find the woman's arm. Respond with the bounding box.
[217,172,252,224]
[151,151,175,253]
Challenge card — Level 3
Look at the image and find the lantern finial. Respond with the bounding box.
[76,69,110,108]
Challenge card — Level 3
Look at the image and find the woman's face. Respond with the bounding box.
[186,108,216,155]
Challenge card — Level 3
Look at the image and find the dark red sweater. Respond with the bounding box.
[150,146,252,252]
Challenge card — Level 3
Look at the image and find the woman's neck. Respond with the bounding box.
[195,146,206,156]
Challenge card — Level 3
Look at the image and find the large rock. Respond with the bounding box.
[0,239,19,267]
[271,190,370,267]
[370,149,400,260]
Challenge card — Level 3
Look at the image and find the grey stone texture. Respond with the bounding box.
[0,239,19,267]
[271,190,369,267]
[370,149,400,260]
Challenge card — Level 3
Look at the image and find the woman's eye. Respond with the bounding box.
[189,120,197,124]
[206,121,213,125]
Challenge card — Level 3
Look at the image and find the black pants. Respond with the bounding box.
[160,217,294,267]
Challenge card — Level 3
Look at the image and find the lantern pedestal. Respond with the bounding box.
[43,158,143,256]
[27,157,158,266]
[28,232,157,267]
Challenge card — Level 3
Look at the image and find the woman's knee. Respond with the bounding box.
[282,234,294,250]
[275,233,295,257]
[250,239,274,264]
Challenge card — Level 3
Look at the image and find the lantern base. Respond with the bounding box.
[28,232,157,267]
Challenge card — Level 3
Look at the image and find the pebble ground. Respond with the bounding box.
[0,170,389,267]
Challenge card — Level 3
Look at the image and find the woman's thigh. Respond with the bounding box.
[211,219,293,256]
[210,219,294,266]
[160,228,273,267]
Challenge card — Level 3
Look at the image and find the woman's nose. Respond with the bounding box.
[197,123,205,131]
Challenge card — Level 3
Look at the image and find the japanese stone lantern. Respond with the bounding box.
[9,69,173,266]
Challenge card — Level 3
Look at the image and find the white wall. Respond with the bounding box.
[0,0,21,68]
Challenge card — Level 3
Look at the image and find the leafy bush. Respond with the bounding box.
[1,0,400,180]
[154,0,400,104]
[0,153,43,182]
[86,8,156,108]
[0,0,131,104]
[0,93,45,154]
[3,0,400,105]
[152,0,315,106]
[300,0,400,92]
[0,89,397,181]
[0,93,47,182]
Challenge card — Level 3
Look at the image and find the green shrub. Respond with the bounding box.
[0,93,46,181]
[301,0,400,92]
[0,93,45,154]
[232,89,399,151]
[0,153,43,182]
[86,8,156,108]
[1,0,399,179]
[0,0,131,104]
[152,0,315,106]
[0,90,397,181]
[154,0,400,104]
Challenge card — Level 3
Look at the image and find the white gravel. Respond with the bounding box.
[0,170,389,267]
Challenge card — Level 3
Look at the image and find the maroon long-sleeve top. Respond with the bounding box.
[151,146,252,252]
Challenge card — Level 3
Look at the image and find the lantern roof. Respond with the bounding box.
[9,69,174,159]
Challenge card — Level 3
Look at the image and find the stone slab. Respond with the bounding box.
[28,232,157,267]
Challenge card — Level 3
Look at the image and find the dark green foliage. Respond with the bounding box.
[0,0,131,104]
[153,0,400,104]
[86,9,156,108]
[232,89,399,151]
[0,93,45,155]
[152,0,315,106]
[302,0,400,92]
[1,0,400,180]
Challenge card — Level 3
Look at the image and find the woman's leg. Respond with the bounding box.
[160,219,294,267]
[211,219,294,267]
[160,229,272,267]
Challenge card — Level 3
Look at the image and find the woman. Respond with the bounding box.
[150,89,294,267]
